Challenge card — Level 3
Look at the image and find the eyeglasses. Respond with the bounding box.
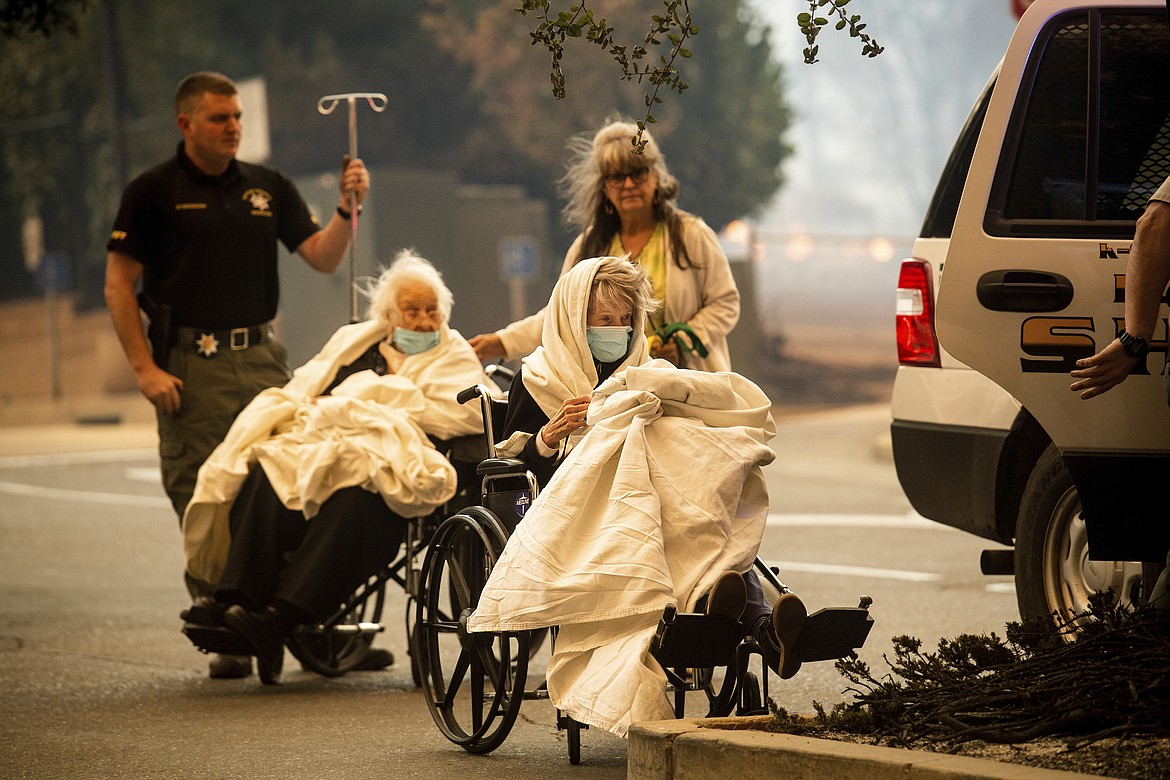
[603,167,650,187]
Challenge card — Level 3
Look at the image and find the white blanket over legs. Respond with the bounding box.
[468,363,776,736]
[181,320,491,587]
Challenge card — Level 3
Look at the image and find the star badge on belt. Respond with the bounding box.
[196,333,220,357]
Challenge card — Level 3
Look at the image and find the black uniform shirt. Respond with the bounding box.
[107,142,321,329]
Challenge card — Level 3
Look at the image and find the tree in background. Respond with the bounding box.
[423,0,790,232]
[0,0,791,307]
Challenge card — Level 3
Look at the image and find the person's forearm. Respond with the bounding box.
[1124,201,1170,340]
[106,284,155,373]
[297,213,352,273]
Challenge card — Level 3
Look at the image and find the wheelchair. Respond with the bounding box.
[413,384,876,764]
[180,366,513,685]
[283,365,516,682]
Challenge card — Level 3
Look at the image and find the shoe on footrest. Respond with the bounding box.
[180,596,228,627]
[705,570,747,622]
[182,622,255,657]
[353,646,394,671]
[755,592,807,680]
[208,654,252,679]
[223,605,286,685]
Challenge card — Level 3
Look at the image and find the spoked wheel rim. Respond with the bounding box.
[1042,488,1144,628]
[416,509,530,754]
[699,660,740,717]
[288,579,386,677]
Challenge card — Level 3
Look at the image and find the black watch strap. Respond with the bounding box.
[1118,329,1150,359]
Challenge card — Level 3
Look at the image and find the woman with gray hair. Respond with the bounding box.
[469,256,791,735]
[471,118,740,372]
[494,255,657,485]
[179,250,491,684]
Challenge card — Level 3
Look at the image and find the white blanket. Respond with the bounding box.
[468,363,775,736]
[182,320,492,587]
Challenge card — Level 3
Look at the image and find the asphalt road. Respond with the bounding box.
[0,403,1020,779]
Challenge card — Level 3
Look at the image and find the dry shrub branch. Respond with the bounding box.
[770,593,1170,752]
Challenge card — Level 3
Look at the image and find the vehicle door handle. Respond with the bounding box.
[975,270,1073,312]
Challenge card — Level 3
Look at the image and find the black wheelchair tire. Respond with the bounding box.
[415,508,531,754]
[287,579,386,677]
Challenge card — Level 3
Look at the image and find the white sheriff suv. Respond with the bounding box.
[892,0,1170,623]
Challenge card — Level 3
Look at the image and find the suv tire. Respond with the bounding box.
[1014,444,1146,623]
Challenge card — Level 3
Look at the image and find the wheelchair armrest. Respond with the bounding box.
[476,457,529,477]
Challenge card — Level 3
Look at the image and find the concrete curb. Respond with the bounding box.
[628,717,1111,780]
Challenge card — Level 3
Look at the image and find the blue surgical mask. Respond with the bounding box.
[586,326,632,363]
[394,327,440,355]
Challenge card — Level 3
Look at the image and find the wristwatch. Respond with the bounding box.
[1117,329,1150,359]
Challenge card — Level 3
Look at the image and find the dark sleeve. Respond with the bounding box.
[501,368,561,487]
[107,173,160,263]
[276,171,322,253]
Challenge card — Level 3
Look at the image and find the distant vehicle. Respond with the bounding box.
[890,0,1170,624]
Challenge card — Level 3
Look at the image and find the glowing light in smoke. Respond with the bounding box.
[724,219,751,245]
[868,236,895,263]
[786,233,814,262]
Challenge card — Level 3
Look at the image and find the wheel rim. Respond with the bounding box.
[416,512,529,754]
[288,578,385,676]
[1042,487,1144,623]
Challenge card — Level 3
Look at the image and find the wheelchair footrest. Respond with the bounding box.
[793,604,874,663]
[650,604,743,668]
[182,622,254,657]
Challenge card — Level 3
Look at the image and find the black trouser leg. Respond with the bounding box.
[215,465,305,610]
[274,486,406,621]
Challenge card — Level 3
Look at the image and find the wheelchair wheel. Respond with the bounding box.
[416,507,531,754]
[567,719,582,765]
[406,596,424,687]
[739,670,763,715]
[288,578,386,677]
[697,660,740,718]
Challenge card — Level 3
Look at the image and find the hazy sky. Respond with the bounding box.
[745,0,1020,239]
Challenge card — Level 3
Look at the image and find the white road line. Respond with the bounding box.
[0,480,170,508]
[773,560,940,582]
[767,512,936,529]
[0,449,156,468]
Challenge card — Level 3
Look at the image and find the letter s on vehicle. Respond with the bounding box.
[1020,316,1095,373]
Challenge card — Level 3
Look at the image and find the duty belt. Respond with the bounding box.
[175,322,272,357]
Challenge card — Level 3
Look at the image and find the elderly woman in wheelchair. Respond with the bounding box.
[178,250,494,684]
[461,256,808,737]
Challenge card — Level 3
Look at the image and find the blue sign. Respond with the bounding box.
[35,252,70,293]
[498,236,538,281]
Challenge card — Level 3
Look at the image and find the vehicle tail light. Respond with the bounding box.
[896,259,941,367]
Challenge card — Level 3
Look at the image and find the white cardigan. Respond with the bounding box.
[496,215,740,372]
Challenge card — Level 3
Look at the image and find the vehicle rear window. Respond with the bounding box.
[989,10,1170,238]
[920,76,995,239]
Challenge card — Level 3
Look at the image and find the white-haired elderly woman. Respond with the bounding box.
[469,256,792,736]
[471,118,740,372]
[179,250,491,683]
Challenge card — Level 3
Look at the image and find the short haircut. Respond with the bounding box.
[175,71,238,116]
[364,249,454,330]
